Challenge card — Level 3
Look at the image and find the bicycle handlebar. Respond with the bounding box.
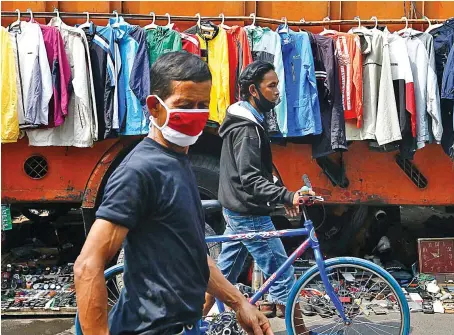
[298,175,324,205]
[201,200,222,214]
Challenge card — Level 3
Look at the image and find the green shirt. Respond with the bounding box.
[145,27,182,65]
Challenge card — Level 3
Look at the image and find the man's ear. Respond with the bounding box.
[146,95,160,119]
[249,84,258,99]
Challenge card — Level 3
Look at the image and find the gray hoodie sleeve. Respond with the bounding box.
[232,126,294,206]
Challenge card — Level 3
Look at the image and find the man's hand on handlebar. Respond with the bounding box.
[285,187,316,217]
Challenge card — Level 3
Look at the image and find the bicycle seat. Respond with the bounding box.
[201,200,221,214]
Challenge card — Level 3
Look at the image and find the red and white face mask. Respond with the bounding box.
[149,95,209,147]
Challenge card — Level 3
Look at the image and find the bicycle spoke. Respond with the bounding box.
[294,316,337,328]
[357,321,383,335]
[354,319,401,329]
[349,325,363,335]
[359,321,395,335]
[341,272,372,317]
[319,320,346,335]
[327,318,344,335]
[309,320,341,334]
[107,296,117,307]
[309,323,337,334]
[107,285,119,302]
[113,278,121,296]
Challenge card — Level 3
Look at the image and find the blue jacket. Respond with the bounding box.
[429,20,454,91]
[244,26,287,136]
[442,45,454,100]
[110,18,150,135]
[79,23,118,139]
[277,26,322,137]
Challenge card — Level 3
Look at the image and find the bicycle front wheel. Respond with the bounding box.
[286,257,410,335]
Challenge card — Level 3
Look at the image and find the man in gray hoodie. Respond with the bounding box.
[215,61,307,319]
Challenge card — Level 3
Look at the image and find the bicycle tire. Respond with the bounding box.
[74,264,125,335]
[285,257,410,335]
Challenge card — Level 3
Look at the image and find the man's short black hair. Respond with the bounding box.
[150,51,212,100]
[239,61,275,101]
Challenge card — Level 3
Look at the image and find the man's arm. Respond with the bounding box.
[206,256,273,335]
[74,219,129,335]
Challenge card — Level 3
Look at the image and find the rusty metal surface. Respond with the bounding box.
[272,142,454,205]
[82,137,140,208]
[2,1,454,207]
[2,1,454,31]
[1,138,119,204]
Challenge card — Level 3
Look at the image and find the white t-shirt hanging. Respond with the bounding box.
[346,28,384,141]
[375,31,402,146]
[403,29,443,145]
[376,30,417,159]
[402,35,436,149]
[8,21,52,129]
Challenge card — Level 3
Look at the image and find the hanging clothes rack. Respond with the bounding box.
[0,11,446,26]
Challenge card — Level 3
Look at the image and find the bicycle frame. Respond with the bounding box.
[204,207,349,324]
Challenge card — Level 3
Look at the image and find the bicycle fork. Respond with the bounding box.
[307,219,350,324]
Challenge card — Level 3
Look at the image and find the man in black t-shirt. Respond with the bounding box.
[74,52,273,335]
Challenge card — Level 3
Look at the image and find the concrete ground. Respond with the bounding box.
[2,314,454,335]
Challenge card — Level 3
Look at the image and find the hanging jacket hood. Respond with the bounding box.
[218,102,294,215]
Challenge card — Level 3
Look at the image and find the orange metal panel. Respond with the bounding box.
[1,1,454,207]
[1,1,47,25]
[121,1,246,30]
[82,137,140,208]
[257,1,329,33]
[272,142,454,205]
[1,138,118,203]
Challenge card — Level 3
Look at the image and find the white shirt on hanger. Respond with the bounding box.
[400,29,443,146]
[9,21,52,128]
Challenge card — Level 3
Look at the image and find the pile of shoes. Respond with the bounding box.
[1,263,76,314]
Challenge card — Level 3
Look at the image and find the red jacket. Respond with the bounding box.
[224,26,253,103]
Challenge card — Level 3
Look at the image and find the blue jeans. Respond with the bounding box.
[217,208,296,305]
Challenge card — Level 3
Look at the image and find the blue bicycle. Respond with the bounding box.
[75,176,410,335]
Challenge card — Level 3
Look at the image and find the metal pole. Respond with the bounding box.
[0,11,446,26]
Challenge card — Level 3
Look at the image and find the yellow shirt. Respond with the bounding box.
[197,28,230,124]
[1,26,19,143]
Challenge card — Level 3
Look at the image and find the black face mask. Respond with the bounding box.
[253,85,279,113]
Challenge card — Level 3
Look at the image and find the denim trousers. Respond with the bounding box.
[217,208,296,305]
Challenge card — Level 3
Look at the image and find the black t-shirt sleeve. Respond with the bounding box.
[96,164,153,230]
